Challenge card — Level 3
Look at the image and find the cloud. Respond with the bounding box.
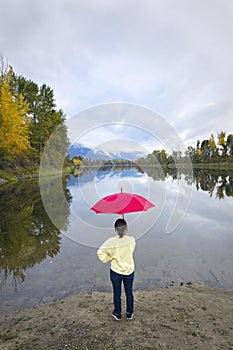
[176,97,233,146]
[74,123,157,154]
[1,0,233,148]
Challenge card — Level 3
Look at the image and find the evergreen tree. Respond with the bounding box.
[0,58,69,169]
[12,75,68,157]
[226,134,233,157]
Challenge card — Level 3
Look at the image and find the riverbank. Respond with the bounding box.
[1,161,233,187]
[0,167,38,186]
[0,282,233,350]
[0,167,73,187]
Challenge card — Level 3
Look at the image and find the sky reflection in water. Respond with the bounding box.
[0,168,233,314]
[65,168,164,246]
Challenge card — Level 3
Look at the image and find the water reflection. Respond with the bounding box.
[65,166,164,247]
[142,166,233,198]
[76,164,233,200]
[0,176,71,288]
[103,166,233,199]
[0,166,233,312]
[193,168,233,199]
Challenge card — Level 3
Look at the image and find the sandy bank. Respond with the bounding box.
[0,282,233,350]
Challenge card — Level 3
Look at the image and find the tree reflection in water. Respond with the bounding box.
[1,166,232,289]
[74,164,233,200]
[142,166,233,199]
[0,176,71,289]
[193,169,233,199]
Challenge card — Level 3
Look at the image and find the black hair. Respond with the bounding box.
[114,218,127,238]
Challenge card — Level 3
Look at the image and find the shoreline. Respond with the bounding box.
[0,278,232,317]
[0,170,72,187]
[1,281,233,349]
[1,161,233,186]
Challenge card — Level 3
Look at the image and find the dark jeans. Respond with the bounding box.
[110,269,134,315]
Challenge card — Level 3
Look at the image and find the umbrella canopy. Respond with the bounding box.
[90,189,155,215]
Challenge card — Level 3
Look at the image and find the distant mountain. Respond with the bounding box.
[68,143,147,160]
[68,143,92,158]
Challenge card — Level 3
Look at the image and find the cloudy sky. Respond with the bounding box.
[1,0,233,152]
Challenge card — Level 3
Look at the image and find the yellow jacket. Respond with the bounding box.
[97,235,136,275]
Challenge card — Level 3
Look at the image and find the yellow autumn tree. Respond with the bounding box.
[209,134,216,151]
[217,131,227,157]
[0,66,31,158]
[218,131,226,146]
[72,157,82,167]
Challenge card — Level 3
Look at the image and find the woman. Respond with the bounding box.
[97,218,136,321]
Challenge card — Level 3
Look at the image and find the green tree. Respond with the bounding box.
[226,134,233,157]
[11,70,69,160]
[159,149,168,165]
[200,140,211,161]
[185,146,196,162]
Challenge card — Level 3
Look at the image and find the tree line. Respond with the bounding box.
[136,132,233,167]
[0,58,69,170]
[186,132,233,164]
[71,131,233,171]
[4,56,229,172]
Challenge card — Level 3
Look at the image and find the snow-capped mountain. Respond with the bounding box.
[68,143,147,160]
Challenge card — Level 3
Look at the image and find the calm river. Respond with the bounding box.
[0,167,233,314]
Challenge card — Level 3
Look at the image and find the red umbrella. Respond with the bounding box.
[90,188,155,215]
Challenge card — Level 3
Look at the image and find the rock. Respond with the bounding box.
[0,178,8,185]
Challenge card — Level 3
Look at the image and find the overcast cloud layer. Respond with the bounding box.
[1,0,233,149]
